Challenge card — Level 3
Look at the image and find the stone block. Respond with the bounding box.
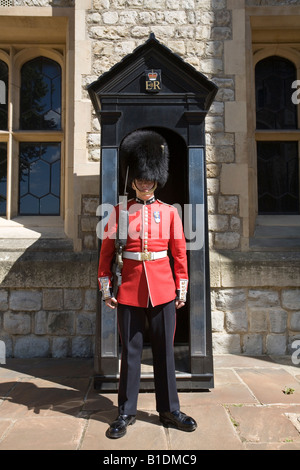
[0,290,8,311]
[211,310,224,332]
[230,216,240,231]
[226,310,248,332]
[102,11,118,24]
[4,312,31,335]
[209,252,221,288]
[218,195,238,215]
[138,11,156,24]
[83,234,97,251]
[215,288,247,311]
[269,309,287,333]
[131,26,150,38]
[206,145,235,163]
[208,215,229,232]
[205,41,224,58]
[290,312,300,332]
[52,337,69,358]
[64,289,83,310]
[214,9,231,27]
[208,195,216,214]
[86,133,100,148]
[282,289,300,310]
[10,290,42,311]
[43,289,63,310]
[14,336,50,358]
[243,334,263,355]
[76,312,96,335]
[81,216,98,232]
[214,232,240,249]
[206,164,220,178]
[266,335,287,355]
[248,289,280,307]
[35,311,48,335]
[205,115,224,132]
[211,26,231,40]
[211,0,226,8]
[48,312,75,336]
[71,336,93,357]
[212,333,241,354]
[249,308,268,333]
[144,0,165,9]
[84,289,97,311]
[207,178,219,195]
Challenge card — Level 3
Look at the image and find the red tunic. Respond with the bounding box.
[98,198,188,308]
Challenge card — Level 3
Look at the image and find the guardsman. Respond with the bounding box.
[98,129,197,439]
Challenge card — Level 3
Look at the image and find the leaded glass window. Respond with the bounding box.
[257,141,299,214]
[255,56,299,214]
[255,56,297,130]
[19,142,61,215]
[20,56,61,130]
[18,56,62,216]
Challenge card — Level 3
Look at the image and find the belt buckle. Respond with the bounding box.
[141,251,152,261]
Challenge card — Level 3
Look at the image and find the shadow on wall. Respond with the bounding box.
[0,222,99,360]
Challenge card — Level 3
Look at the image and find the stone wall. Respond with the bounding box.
[1,247,300,358]
[210,251,300,355]
[0,246,98,358]
[84,0,241,252]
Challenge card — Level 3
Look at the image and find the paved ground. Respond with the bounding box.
[0,355,300,451]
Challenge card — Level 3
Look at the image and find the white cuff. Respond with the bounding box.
[178,279,188,302]
[99,276,111,299]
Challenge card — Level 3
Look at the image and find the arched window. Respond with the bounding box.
[256,56,297,130]
[18,56,62,215]
[20,56,61,130]
[255,56,299,214]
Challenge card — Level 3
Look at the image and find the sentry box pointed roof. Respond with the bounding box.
[87,33,218,114]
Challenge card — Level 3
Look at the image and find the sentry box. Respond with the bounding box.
[88,34,218,391]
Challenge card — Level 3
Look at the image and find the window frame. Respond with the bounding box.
[253,46,300,217]
[0,46,65,220]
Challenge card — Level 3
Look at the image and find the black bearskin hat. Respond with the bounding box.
[119,129,169,188]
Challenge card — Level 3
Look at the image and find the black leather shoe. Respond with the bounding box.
[159,410,197,432]
[106,414,136,439]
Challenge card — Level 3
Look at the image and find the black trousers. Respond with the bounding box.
[117,300,180,415]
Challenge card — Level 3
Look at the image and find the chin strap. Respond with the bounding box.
[132,180,157,196]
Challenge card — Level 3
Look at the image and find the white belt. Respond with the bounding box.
[122,250,168,261]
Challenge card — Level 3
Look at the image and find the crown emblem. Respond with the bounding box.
[148,72,157,81]
[145,69,162,93]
